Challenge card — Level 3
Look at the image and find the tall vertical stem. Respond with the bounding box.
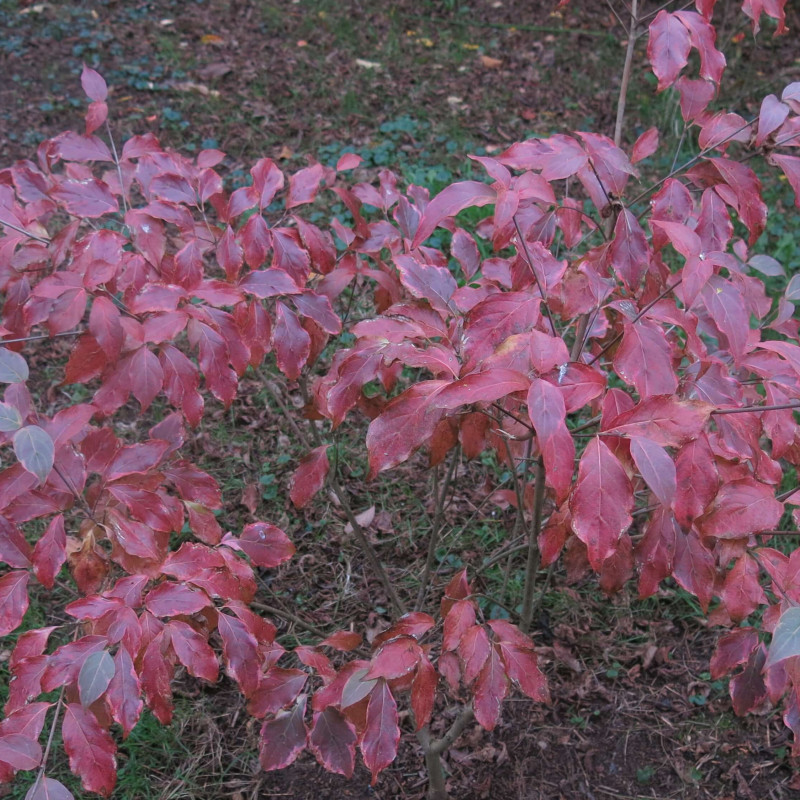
[520,456,545,634]
[613,0,639,148]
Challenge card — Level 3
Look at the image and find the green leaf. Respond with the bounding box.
[0,348,29,383]
[13,425,55,483]
[766,606,800,668]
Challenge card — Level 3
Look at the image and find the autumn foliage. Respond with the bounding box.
[1,1,800,797]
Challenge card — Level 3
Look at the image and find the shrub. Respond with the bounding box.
[1,2,800,799]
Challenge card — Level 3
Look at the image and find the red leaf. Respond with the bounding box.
[436,369,528,410]
[443,599,477,651]
[610,209,650,288]
[699,478,783,539]
[51,178,118,218]
[105,441,168,482]
[145,581,211,617]
[629,437,676,507]
[604,396,712,447]
[273,302,310,380]
[287,163,325,208]
[309,707,357,778]
[361,679,399,784]
[771,154,800,209]
[106,647,142,738]
[0,570,29,637]
[412,181,497,248]
[365,381,448,479]
[248,667,307,717]
[720,555,767,623]
[289,446,330,508]
[699,275,750,360]
[647,11,691,90]
[129,348,163,411]
[259,696,308,771]
[710,628,759,679]
[233,522,295,568]
[473,646,509,731]
[528,378,574,503]
[89,297,123,358]
[372,612,436,646]
[217,612,260,697]
[167,620,219,683]
[410,656,438,730]
[394,255,457,317]
[570,438,633,570]
[32,515,66,589]
[62,704,116,796]
[672,531,715,610]
[320,630,362,651]
[140,634,173,724]
[631,127,659,163]
[81,65,108,102]
[366,636,422,680]
[613,321,677,397]
[459,625,491,685]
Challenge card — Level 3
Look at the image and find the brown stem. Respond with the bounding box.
[105,119,129,215]
[250,601,328,639]
[520,457,545,634]
[712,401,800,415]
[1,329,83,345]
[430,706,475,755]
[613,0,639,148]
[0,219,50,244]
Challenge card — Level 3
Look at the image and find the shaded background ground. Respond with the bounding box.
[2,0,800,798]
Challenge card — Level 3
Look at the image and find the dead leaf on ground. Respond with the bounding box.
[344,505,375,534]
[480,55,503,69]
[241,483,259,515]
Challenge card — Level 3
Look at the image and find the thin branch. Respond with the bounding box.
[712,401,800,416]
[630,117,758,212]
[0,219,50,244]
[513,216,559,338]
[587,279,682,367]
[613,0,639,148]
[250,601,328,639]
[105,119,129,215]
[1,329,83,345]
[520,456,545,634]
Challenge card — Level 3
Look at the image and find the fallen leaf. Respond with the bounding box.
[481,56,503,68]
[200,34,225,45]
[553,641,582,673]
[355,59,382,70]
[241,484,259,515]
[344,506,376,534]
